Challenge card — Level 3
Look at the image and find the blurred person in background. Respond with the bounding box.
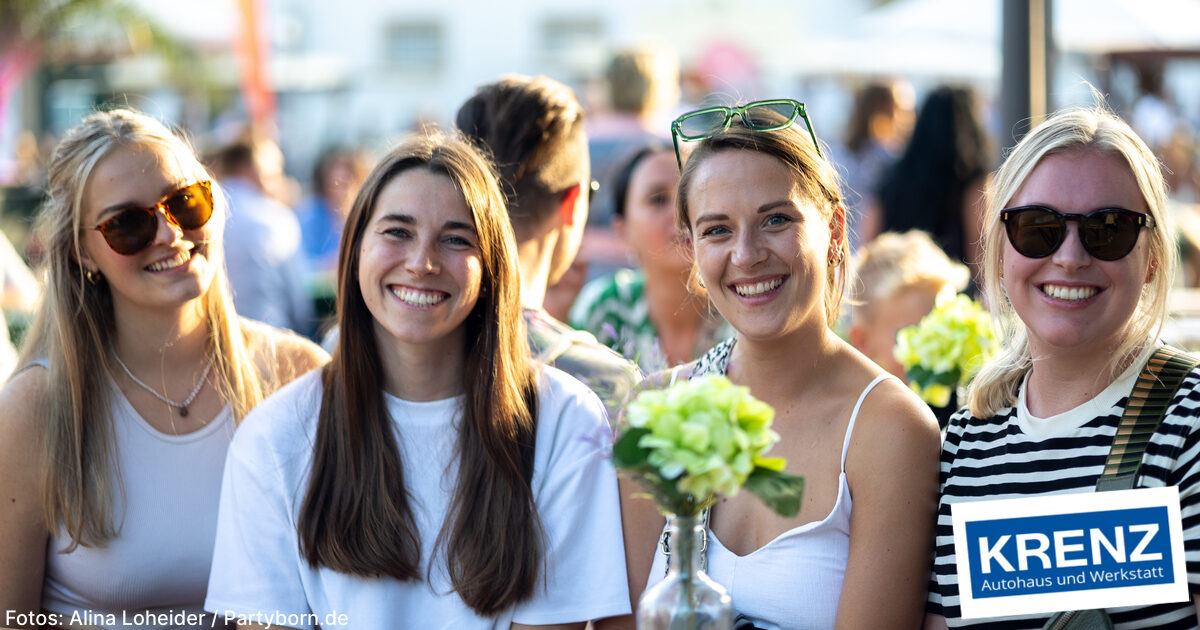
[573,45,683,311]
[848,230,969,427]
[0,229,40,382]
[209,133,315,338]
[587,46,681,224]
[295,145,370,280]
[0,108,326,629]
[1131,59,1178,158]
[570,142,731,373]
[875,85,991,287]
[830,79,915,251]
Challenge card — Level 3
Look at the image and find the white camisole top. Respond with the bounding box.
[647,371,891,630]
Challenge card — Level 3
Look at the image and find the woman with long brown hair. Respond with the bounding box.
[0,108,326,628]
[205,130,629,628]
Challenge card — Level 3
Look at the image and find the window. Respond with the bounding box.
[538,16,604,71]
[384,21,442,74]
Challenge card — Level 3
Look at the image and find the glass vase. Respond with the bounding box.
[637,513,734,630]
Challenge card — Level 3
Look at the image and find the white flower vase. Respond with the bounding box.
[637,514,734,630]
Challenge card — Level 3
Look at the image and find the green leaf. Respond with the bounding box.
[612,427,651,469]
[744,467,805,517]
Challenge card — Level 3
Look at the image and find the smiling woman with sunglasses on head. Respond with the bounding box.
[204,131,628,629]
[616,100,940,629]
[0,109,328,629]
[925,106,1200,629]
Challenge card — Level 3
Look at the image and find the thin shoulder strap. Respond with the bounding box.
[1096,345,1198,492]
[841,375,893,471]
[668,364,685,387]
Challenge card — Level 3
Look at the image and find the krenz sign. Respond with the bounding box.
[969,507,1171,595]
[952,487,1188,619]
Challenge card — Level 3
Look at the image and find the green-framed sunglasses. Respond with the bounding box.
[669,98,821,168]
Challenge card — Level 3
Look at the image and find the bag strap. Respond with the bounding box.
[1041,346,1197,630]
[1095,345,1199,493]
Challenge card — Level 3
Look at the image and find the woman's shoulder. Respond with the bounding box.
[0,364,49,441]
[238,319,330,383]
[841,354,940,456]
[532,365,615,446]
[232,367,324,451]
[536,364,610,413]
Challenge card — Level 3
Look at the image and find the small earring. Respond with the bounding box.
[828,254,843,266]
[697,276,706,289]
[85,269,101,285]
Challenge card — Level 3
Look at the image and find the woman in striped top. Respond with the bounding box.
[925,106,1200,628]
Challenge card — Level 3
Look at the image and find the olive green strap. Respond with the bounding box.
[1095,345,1198,493]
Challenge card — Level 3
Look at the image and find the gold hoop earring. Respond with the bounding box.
[85,269,101,285]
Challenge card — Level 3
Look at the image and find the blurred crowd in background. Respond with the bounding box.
[6,0,1200,379]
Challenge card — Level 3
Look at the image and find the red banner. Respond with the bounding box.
[235,0,275,132]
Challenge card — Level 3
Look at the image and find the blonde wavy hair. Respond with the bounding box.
[18,108,274,549]
[851,229,969,321]
[967,105,1174,418]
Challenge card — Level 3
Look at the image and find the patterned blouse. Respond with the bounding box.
[569,268,733,373]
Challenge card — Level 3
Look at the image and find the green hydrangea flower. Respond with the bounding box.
[614,374,803,517]
[894,293,996,407]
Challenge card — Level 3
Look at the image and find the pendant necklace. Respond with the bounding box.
[112,352,214,418]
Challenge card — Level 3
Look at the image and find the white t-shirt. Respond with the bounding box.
[205,366,629,629]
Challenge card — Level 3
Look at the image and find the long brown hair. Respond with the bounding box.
[19,108,272,550]
[297,131,542,615]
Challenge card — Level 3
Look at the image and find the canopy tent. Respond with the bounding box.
[796,0,1200,80]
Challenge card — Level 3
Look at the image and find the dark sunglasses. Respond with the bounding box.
[670,99,821,168]
[91,181,214,255]
[1000,205,1154,261]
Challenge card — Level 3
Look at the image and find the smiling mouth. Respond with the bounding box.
[391,286,449,307]
[1040,283,1099,302]
[733,277,785,297]
[145,250,191,272]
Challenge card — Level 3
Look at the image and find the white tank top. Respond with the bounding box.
[41,376,234,630]
[648,342,891,630]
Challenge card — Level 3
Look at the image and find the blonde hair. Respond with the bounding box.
[967,105,1174,417]
[18,108,275,549]
[606,47,680,115]
[851,230,969,322]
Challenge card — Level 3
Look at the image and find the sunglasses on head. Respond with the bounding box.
[670,98,821,168]
[91,181,214,255]
[1000,205,1154,261]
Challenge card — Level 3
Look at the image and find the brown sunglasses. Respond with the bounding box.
[91,181,214,255]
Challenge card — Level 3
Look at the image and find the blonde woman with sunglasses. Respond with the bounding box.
[925,107,1200,629]
[0,109,327,629]
[616,101,940,629]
